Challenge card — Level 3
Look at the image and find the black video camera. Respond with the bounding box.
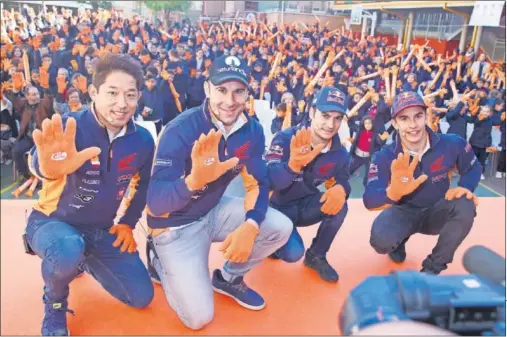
[339,246,506,336]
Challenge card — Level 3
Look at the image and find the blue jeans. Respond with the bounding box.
[270,193,349,262]
[151,196,292,330]
[26,219,154,307]
[370,197,476,273]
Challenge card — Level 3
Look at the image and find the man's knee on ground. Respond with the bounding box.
[181,307,214,330]
[127,282,154,309]
[45,235,85,278]
[370,219,399,255]
[277,239,305,263]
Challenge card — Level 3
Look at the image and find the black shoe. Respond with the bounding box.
[146,241,161,284]
[303,250,339,283]
[388,238,408,263]
[388,244,406,263]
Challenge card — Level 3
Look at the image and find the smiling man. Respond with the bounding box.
[25,54,155,336]
[266,87,351,283]
[363,91,482,274]
[145,55,292,330]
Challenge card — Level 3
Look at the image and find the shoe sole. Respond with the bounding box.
[212,286,266,311]
[388,255,406,264]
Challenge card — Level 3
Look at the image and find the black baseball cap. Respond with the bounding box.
[209,55,251,87]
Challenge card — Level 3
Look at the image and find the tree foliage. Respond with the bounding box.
[144,0,190,13]
[77,0,112,10]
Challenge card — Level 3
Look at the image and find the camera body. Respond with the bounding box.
[340,270,506,336]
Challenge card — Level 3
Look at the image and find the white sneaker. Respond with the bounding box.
[481,174,485,180]
[496,172,503,178]
[4,159,12,165]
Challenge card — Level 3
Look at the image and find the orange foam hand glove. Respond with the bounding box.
[56,76,67,94]
[70,59,79,72]
[12,72,25,92]
[486,147,498,153]
[386,153,428,202]
[32,114,101,180]
[39,68,50,89]
[501,112,505,121]
[379,132,389,141]
[185,129,239,192]
[288,127,326,173]
[445,187,478,206]
[219,221,259,263]
[320,184,346,215]
[109,224,137,253]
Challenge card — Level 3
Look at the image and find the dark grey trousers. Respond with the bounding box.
[370,197,476,274]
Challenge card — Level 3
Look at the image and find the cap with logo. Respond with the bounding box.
[391,91,427,118]
[314,87,347,114]
[209,55,251,87]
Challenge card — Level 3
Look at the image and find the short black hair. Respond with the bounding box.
[92,54,144,91]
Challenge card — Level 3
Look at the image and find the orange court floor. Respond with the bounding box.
[1,198,505,335]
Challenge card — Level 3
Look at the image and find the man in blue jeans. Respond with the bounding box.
[145,55,292,330]
[25,54,155,336]
[266,87,351,283]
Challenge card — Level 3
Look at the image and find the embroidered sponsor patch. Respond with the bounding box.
[431,173,448,183]
[155,159,172,166]
[117,174,133,184]
[74,194,94,203]
[91,156,100,168]
[117,187,126,200]
[86,170,100,176]
[266,145,283,162]
[79,186,99,193]
[82,179,100,185]
[69,204,85,209]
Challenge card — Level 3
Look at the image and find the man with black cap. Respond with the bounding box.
[144,55,292,330]
[266,87,351,283]
[363,91,482,274]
